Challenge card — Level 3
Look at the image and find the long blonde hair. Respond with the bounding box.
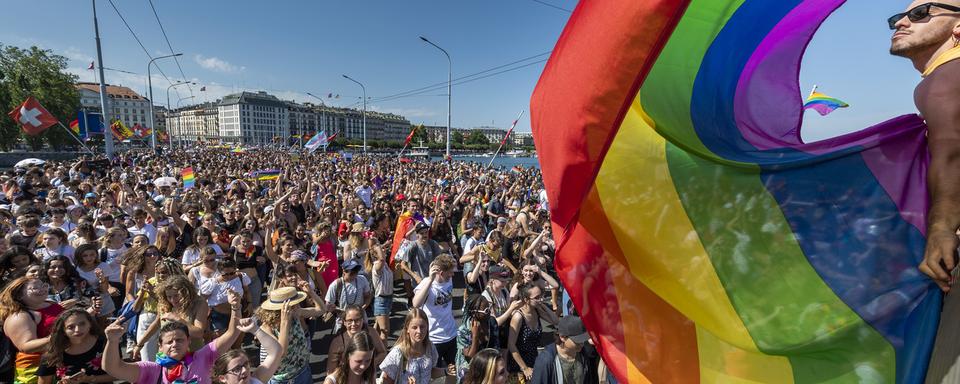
[99,227,127,249]
[394,308,432,359]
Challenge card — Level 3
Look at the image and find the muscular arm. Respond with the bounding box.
[917,62,960,291]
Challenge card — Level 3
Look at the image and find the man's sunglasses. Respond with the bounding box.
[888,2,960,29]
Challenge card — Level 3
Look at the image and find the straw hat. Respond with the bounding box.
[351,222,364,233]
[260,287,307,310]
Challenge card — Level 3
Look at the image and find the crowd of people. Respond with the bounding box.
[0,148,612,384]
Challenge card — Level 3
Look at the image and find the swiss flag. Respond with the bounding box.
[403,126,416,146]
[8,97,58,136]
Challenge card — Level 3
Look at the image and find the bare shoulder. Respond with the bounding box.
[917,59,960,117]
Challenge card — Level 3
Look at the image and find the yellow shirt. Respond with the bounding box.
[923,45,960,77]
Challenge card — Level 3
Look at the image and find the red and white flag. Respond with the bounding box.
[500,112,524,147]
[8,97,58,136]
[403,125,419,146]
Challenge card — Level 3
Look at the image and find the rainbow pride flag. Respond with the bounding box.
[531,1,939,383]
[181,167,195,190]
[804,91,849,116]
[251,169,281,181]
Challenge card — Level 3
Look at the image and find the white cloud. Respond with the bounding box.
[194,54,244,74]
[63,47,93,64]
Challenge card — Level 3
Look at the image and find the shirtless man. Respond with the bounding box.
[890,1,960,381]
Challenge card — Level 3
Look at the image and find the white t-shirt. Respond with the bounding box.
[34,245,75,263]
[197,271,250,306]
[414,278,456,343]
[181,244,224,266]
[128,224,157,244]
[101,246,127,283]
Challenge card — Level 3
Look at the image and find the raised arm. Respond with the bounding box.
[917,62,960,292]
[102,319,141,383]
[212,290,244,352]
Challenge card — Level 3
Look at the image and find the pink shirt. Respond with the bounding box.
[136,341,219,384]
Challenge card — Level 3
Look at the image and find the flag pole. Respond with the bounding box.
[487,110,524,169]
[56,121,95,155]
[807,84,818,99]
[397,141,409,161]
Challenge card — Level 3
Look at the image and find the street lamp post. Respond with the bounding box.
[342,75,366,154]
[420,36,452,159]
[167,81,194,110]
[166,81,193,150]
[306,92,329,146]
[147,53,183,153]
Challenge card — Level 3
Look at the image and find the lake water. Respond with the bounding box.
[433,155,541,169]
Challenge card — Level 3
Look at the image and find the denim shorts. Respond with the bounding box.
[373,295,393,316]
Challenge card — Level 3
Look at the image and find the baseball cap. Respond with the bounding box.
[557,316,590,344]
[415,222,430,232]
[84,192,98,199]
[488,265,511,280]
[291,250,309,261]
[341,259,362,272]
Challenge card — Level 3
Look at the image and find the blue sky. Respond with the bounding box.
[0,1,928,139]
[0,0,574,132]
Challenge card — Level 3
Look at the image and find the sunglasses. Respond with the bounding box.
[888,2,960,29]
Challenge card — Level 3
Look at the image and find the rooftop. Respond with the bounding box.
[75,82,147,101]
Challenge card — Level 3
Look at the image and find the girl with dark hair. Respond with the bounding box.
[0,277,65,384]
[0,246,39,285]
[325,306,387,377]
[67,221,97,249]
[33,228,74,263]
[462,348,508,384]
[37,308,112,384]
[324,332,377,384]
[508,283,558,382]
[40,255,90,308]
[379,308,444,384]
[182,227,222,272]
[73,243,116,316]
[456,295,499,380]
[97,227,128,312]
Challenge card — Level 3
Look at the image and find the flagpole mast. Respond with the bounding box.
[92,0,113,159]
[808,84,818,99]
[487,110,524,169]
[57,122,95,155]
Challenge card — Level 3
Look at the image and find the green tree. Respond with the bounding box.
[452,131,464,147]
[465,130,489,146]
[0,44,80,151]
[410,124,428,144]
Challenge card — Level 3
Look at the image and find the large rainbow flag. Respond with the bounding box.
[531,1,940,383]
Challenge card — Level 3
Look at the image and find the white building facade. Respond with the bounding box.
[76,82,152,129]
[218,91,289,145]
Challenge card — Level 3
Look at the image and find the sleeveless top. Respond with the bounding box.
[260,321,309,381]
[16,303,65,370]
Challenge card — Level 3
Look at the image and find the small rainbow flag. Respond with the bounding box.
[181,167,195,190]
[231,147,246,153]
[251,169,281,181]
[803,91,849,116]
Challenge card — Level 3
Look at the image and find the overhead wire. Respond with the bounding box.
[146,0,192,95]
[529,0,572,13]
[105,0,175,87]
